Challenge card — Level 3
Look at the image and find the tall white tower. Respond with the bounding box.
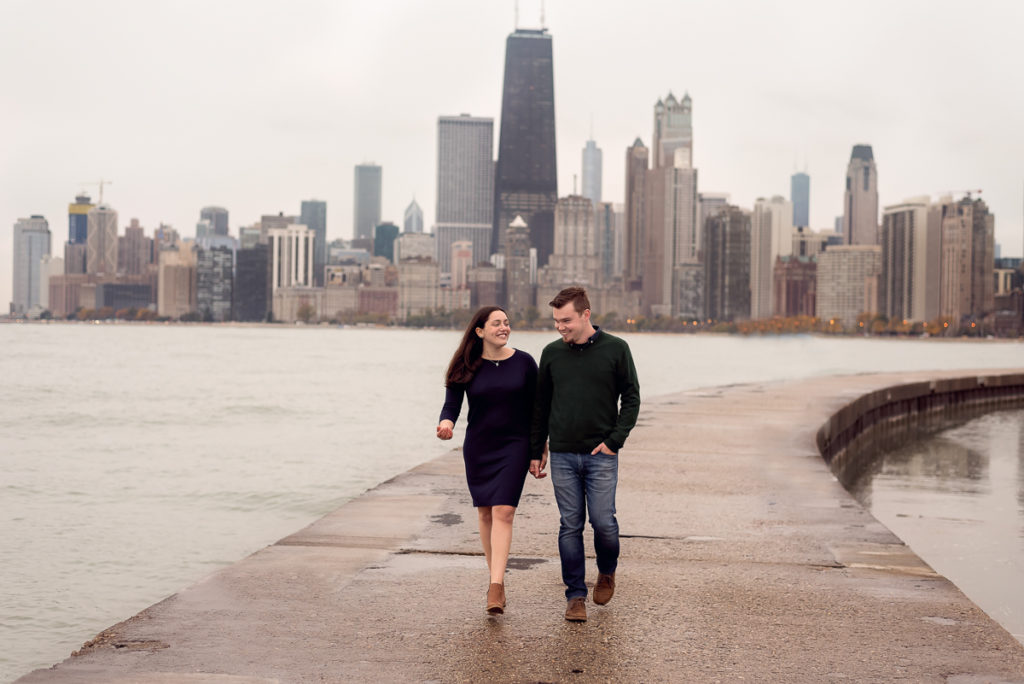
[11,216,51,314]
[842,145,879,245]
[750,196,794,319]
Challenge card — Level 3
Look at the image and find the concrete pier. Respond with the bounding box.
[19,369,1024,683]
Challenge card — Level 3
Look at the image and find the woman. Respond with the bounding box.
[437,306,543,615]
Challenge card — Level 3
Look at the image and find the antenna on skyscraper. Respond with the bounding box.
[540,0,546,27]
[514,0,519,28]
[80,179,112,204]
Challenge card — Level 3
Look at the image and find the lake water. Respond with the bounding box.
[849,409,1024,645]
[1,324,1022,681]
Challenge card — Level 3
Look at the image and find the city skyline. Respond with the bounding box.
[2,0,1023,309]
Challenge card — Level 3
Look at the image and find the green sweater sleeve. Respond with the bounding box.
[605,342,641,453]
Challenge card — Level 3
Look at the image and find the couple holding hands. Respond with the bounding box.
[437,287,641,622]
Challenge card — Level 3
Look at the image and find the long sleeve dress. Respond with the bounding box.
[439,349,538,507]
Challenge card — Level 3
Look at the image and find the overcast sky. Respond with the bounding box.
[3,0,1023,309]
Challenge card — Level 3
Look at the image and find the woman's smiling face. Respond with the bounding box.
[477,309,511,348]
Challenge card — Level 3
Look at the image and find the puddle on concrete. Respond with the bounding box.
[506,557,547,570]
[430,513,463,527]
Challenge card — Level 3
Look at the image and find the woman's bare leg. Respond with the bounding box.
[488,505,516,585]
[477,506,493,573]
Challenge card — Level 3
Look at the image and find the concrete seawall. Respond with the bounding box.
[19,369,1024,683]
[818,372,1024,487]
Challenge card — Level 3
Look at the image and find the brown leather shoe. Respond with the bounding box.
[486,583,505,614]
[565,596,587,622]
[593,573,615,605]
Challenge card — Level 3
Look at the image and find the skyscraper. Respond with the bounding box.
[86,204,118,276]
[450,240,473,290]
[624,138,648,286]
[493,28,557,265]
[235,244,270,322]
[644,165,698,317]
[699,193,730,231]
[268,224,315,290]
[68,194,92,244]
[300,200,327,286]
[158,241,197,319]
[65,194,92,275]
[404,198,424,234]
[842,145,879,245]
[939,196,994,324]
[816,245,882,329]
[436,114,495,274]
[119,218,151,276]
[504,215,534,315]
[595,201,617,283]
[373,222,400,263]
[750,196,794,319]
[200,206,229,236]
[880,197,941,323]
[582,139,602,205]
[547,195,598,285]
[11,216,51,314]
[197,244,234,321]
[790,172,810,228]
[704,206,751,322]
[652,92,693,169]
[353,164,382,240]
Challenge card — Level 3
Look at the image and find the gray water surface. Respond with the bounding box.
[849,410,1024,644]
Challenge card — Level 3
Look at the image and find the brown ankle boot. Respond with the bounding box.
[486,583,505,614]
[593,573,615,605]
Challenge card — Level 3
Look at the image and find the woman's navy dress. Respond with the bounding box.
[439,349,537,507]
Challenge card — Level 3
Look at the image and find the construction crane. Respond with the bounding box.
[79,179,113,204]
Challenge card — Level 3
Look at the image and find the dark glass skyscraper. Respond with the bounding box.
[68,194,92,244]
[235,244,270,322]
[354,164,382,241]
[493,28,557,266]
[373,222,400,263]
[301,199,327,286]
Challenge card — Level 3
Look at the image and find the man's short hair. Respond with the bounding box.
[549,286,590,314]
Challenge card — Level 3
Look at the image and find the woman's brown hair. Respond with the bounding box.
[445,305,506,387]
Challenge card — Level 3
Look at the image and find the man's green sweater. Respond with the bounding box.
[531,328,641,457]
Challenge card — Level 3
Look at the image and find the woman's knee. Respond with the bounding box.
[492,505,516,525]
[477,506,493,524]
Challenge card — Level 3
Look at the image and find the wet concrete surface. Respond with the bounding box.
[18,369,1024,683]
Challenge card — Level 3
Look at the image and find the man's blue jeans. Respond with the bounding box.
[549,451,620,600]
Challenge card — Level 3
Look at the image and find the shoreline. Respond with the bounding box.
[3,316,1022,343]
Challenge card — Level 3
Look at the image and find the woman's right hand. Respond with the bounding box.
[436,420,455,440]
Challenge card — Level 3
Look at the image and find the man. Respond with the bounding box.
[530,286,641,622]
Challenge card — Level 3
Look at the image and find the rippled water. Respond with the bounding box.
[849,410,1024,644]
[1,324,1021,681]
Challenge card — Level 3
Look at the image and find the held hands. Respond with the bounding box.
[591,442,617,456]
[436,419,455,440]
[529,443,549,479]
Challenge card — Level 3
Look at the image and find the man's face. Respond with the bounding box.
[552,302,590,344]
